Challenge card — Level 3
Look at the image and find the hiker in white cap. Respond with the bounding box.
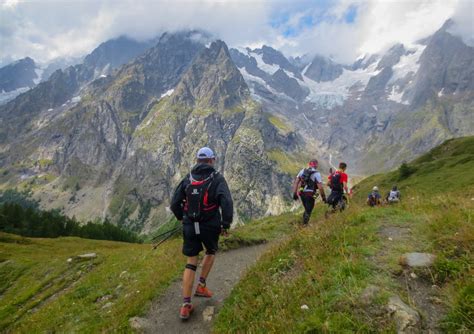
[170,147,233,320]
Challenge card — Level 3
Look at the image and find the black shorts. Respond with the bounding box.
[182,223,220,257]
[327,191,343,208]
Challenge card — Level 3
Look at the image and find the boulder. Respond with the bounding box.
[129,317,150,331]
[387,296,421,333]
[78,253,97,260]
[399,253,435,267]
[202,306,215,322]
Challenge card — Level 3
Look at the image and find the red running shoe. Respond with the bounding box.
[194,284,213,298]
[179,303,194,320]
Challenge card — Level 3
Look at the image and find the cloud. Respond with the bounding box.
[0,0,469,66]
[274,0,465,63]
[0,0,274,64]
[449,0,474,46]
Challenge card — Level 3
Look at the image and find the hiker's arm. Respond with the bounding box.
[170,178,186,221]
[317,183,326,202]
[343,182,349,194]
[217,177,233,229]
[292,177,301,195]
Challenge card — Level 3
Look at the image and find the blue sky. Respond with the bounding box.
[270,0,358,37]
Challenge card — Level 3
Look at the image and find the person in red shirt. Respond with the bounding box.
[327,162,349,210]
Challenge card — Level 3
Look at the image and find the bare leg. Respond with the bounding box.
[182,256,198,299]
[199,254,215,281]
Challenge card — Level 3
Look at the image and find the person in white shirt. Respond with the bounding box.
[292,159,327,224]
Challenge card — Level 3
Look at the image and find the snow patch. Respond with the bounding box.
[438,88,445,97]
[99,74,107,78]
[389,44,426,84]
[249,52,280,75]
[34,67,44,84]
[48,108,53,111]
[388,85,408,104]
[0,87,30,105]
[71,96,81,103]
[160,89,174,98]
[300,61,381,109]
[372,105,378,111]
[239,67,293,102]
[302,63,311,76]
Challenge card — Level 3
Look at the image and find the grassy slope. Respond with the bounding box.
[0,234,184,332]
[0,213,297,332]
[214,136,474,332]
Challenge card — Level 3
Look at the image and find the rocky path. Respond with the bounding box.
[138,244,268,334]
[376,219,446,333]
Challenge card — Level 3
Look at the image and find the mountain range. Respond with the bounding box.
[0,20,472,232]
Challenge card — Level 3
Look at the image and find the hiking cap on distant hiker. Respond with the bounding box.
[373,186,379,192]
[197,147,215,159]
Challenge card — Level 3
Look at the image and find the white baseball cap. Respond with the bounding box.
[372,186,379,191]
[196,147,215,159]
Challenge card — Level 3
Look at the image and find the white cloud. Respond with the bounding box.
[449,0,474,46]
[274,0,466,63]
[0,0,470,66]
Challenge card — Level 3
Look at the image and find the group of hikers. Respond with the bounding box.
[170,147,399,320]
[367,185,401,206]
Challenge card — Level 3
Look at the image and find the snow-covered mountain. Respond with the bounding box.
[230,19,474,173]
[0,36,153,105]
[0,57,40,104]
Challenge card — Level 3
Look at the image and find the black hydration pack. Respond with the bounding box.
[330,172,343,192]
[184,172,218,222]
[301,168,317,191]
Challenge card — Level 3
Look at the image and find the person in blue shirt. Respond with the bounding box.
[367,186,382,207]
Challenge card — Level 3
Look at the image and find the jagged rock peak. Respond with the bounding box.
[304,55,343,82]
[376,43,406,70]
[0,57,38,93]
[172,40,249,109]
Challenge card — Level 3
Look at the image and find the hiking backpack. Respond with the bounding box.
[388,190,400,201]
[330,172,343,192]
[184,172,218,221]
[301,168,317,191]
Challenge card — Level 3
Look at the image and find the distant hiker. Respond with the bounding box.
[386,185,401,204]
[327,162,349,211]
[170,147,233,320]
[292,159,327,224]
[367,186,382,207]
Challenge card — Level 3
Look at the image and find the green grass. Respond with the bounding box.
[0,233,184,332]
[266,113,293,135]
[267,149,309,175]
[353,136,474,197]
[0,212,296,332]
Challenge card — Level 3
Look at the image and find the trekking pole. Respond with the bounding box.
[151,226,182,250]
[151,225,181,243]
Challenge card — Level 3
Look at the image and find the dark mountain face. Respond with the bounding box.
[256,45,303,80]
[304,55,343,82]
[0,57,38,92]
[0,36,153,107]
[408,21,474,106]
[83,36,152,72]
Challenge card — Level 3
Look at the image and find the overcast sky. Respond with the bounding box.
[0,0,472,66]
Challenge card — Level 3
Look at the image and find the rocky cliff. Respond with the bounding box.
[0,34,301,232]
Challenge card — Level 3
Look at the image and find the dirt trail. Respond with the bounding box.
[377,220,446,333]
[144,243,268,334]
